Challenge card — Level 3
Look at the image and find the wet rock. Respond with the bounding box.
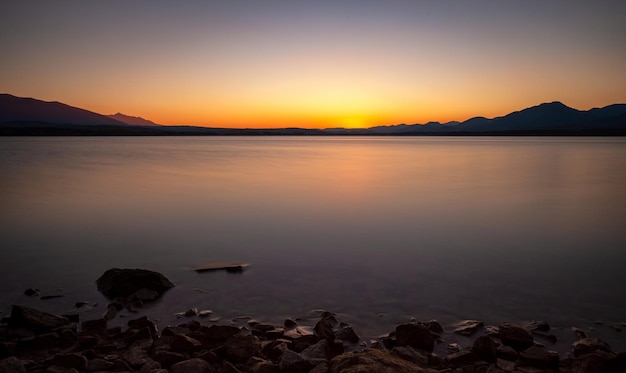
[395,323,435,352]
[23,288,39,297]
[472,335,497,362]
[496,345,519,361]
[52,353,88,371]
[301,339,330,360]
[198,310,213,318]
[445,350,479,367]
[572,350,616,373]
[496,358,516,371]
[247,357,278,373]
[330,348,436,373]
[8,305,71,333]
[572,327,587,339]
[87,358,115,371]
[127,315,158,337]
[315,312,338,341]
[391,346,429,366]
[284,319,297,329]
[447,343,461,354]
[185,308,199,317]
[122,346,151,368]
[153,350,186,368]
[96,268,175,299]
[336,325,360,344]
[0,356,26,373]
[81,318,107,333]
[498,322,533,351]
[424,320,444,334]
[526,320,550,332]
[279,349,311,373]
[453,320,484,336]
[224,333,262,363]
[572,337,613,357]
[519,345,559,369]
[203,325,241,340]
[170,358,216,373]
[170,334,203,352]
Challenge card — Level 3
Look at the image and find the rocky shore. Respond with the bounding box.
[1,269,624,372]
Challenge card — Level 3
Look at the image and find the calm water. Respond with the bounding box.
[1,136,625,351]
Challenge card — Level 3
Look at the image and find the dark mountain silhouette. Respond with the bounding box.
[0,94,125,126]
[366,101,626,134]
[107,113,160,126]
[1,93,625,135]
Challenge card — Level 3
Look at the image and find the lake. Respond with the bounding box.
[1,136,625,352]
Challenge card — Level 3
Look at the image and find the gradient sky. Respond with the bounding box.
[1,1,625,128]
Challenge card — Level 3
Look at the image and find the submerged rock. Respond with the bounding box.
[96,268,175,299]
[8,305,71,333]
[453,320,483,336]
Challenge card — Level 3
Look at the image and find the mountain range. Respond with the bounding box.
[1,93,625,135]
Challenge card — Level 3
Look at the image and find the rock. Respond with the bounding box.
[391,346,429,366]
[526,320,550,332]
[395,323,435,352]
[572,337,613,357]
[496,358,517,371]
[0,357,26,373]
[445,350,479,367]
[170,334,203,352]
[169,358,216,373]
[222,360,242,373]
[204,325,241,340]
[128,315,158,336]
[301,339,330,360]
[193,262,250,273]
[472,335,497,362]
[224,333,262,363]
[572,350,616,373]
[453,320,484,336]
[185,308,199,317]
[154,350,186,368]
[336,325,360,344]
[309,361,329,373]
[247,357,278,373]
[122,346,151,368]
[81,318,107,333]
[519,345,559,369]
[87,358,115,371]
[446,343,461,354]
[572,327,587,339]
[330,348,437,373]
[279,349,311,373]
[52,353,88,371]
[284,319,297,329]
[198,310,213,318]
[133,288,160,301]
[315,312,338,341]
[23,288,39,297]
[498,322,533,351]
[8,305,71,333]
[96,268,175,299]
[424,320,444,334]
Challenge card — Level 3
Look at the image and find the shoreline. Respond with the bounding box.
[1,303,624,372]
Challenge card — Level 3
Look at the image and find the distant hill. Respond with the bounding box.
[0,94,125,126]
[107,113,160,126]
[365,101,626,134]
[1,93,625,135]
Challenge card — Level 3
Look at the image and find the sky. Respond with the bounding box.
[1,1,625,129]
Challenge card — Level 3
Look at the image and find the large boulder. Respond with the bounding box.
[8,305,71,333]
[96,268,175,299]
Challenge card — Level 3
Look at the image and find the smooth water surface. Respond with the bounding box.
[1,136,625,349]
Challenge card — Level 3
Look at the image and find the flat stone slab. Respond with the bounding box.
[193,262,250,273]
